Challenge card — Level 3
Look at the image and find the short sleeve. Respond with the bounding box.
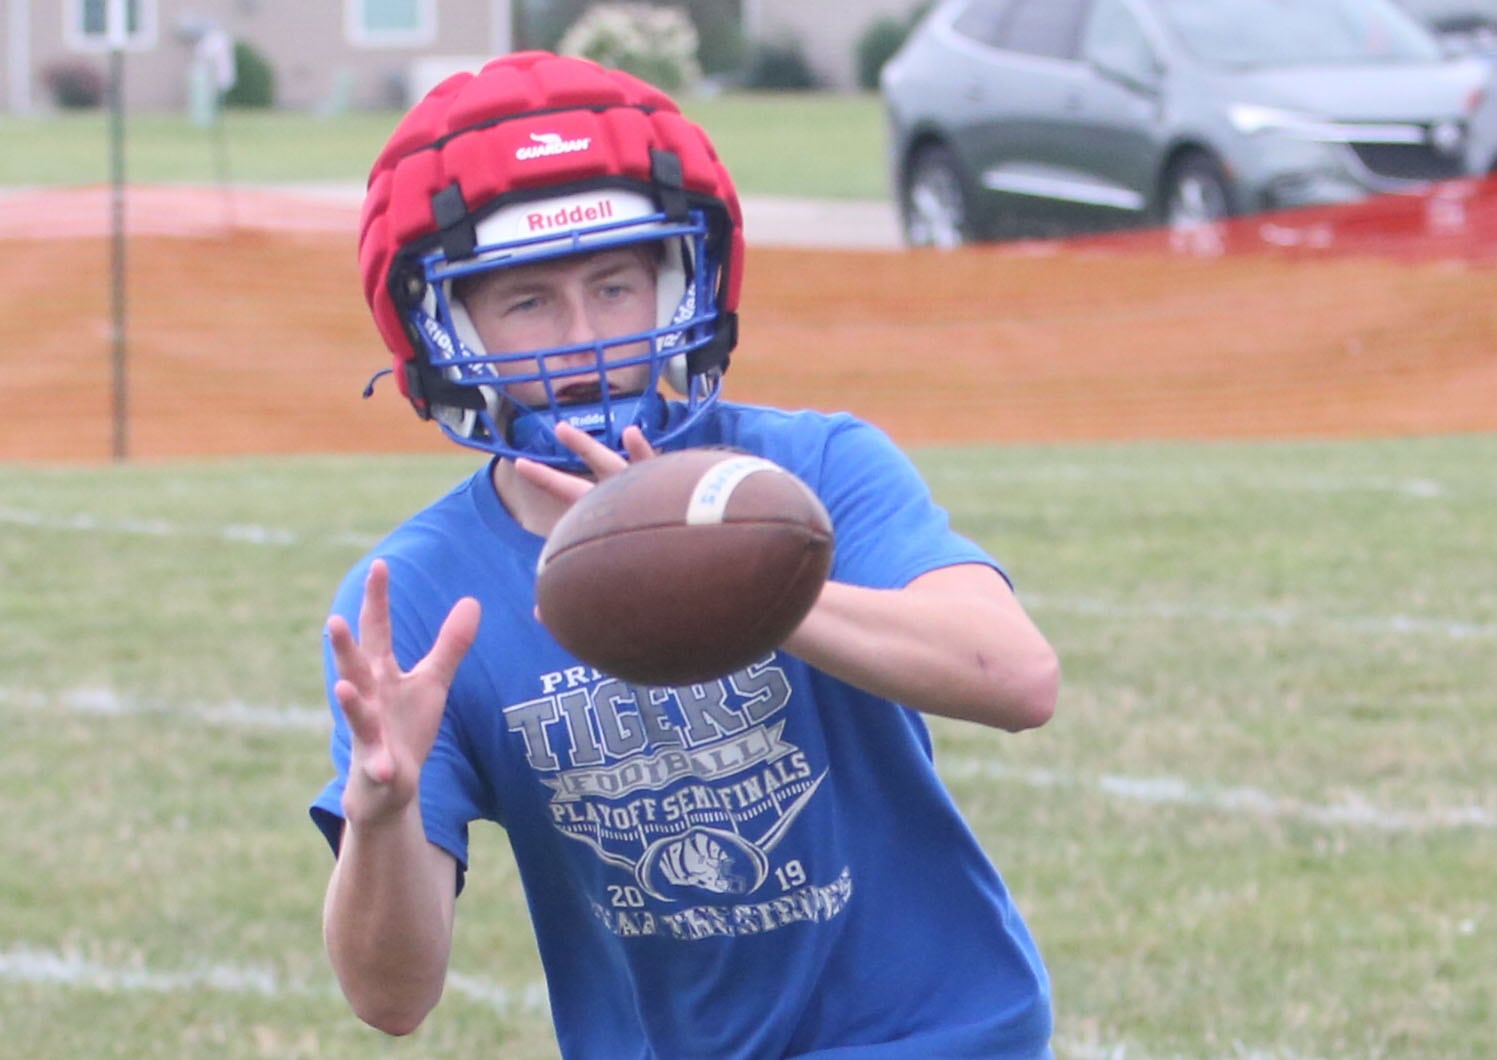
[811,419,1004,590]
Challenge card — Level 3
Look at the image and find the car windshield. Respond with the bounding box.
[1154,0,1445,68]
[1395,0,1497,22]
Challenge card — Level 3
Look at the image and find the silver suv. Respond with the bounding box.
[882,0,1490,246]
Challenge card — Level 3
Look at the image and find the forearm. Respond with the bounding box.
[782,567,1060,730]
[323,802,456,1035]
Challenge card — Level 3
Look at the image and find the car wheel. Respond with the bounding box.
[1162,152,1233,230]
[902,145,975,248]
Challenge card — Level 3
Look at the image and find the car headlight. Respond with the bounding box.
[1227,103,1328,137]
[1227,103,1428,146]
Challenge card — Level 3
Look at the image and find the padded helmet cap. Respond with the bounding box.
[356,51,744,466]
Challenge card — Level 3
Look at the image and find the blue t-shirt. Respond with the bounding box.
[311,402,1052,1058]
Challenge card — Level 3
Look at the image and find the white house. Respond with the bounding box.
[1,0,923,115]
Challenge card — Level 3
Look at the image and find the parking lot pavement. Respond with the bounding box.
[271,184,903,250]
[739,195,901,250]
[0,182,903,249]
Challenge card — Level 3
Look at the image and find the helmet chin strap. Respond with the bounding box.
[506,390,669,464]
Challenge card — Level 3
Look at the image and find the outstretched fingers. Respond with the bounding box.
[514,457,592,504]
[324,567,482,809]
[620,425,656,464]
[326,612,365,687]
[416,596,482,689]
[327,622,394,782]
[356,558,395,660]
[328,563,480,704]
[325,560,396,733]
[514,423,658,502]
[555,421,631,478]
[327,614,377,727]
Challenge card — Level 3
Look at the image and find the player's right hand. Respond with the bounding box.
[326,559,480,828]
[514,421,656,506]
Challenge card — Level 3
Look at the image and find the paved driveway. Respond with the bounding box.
[273,183,902,249]
[739,196,899,249]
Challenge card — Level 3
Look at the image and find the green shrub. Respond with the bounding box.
[223,39,275,107]
[41,60,106,109]
[855,17,906,90]
[693,0,745,77]
[855,3,931,90]
[527,0,588,50]
[740,37,818,90]
[558,3,702,92]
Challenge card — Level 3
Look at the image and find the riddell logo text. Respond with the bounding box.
[527,199,615,233]
[515,131,593,161]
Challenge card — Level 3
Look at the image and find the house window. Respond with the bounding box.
[67,0,157,51]
[346,0,436,46]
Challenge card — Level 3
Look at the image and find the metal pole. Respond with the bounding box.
[107,0,128,461]
[7,0,33,116]
[490,0,513,54]
[211,97,236,228]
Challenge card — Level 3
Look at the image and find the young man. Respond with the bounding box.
[312,50,1061,1058]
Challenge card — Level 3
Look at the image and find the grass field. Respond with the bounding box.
[2,435,1494,1059]
[0,92,889,200]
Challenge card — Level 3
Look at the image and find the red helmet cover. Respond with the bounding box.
[357,51,745,411]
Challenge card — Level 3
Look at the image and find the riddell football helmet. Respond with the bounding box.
[358,51,744,467]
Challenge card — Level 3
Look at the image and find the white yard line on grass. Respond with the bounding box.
[940,758,1494,832]
[0,942,1347,1060]
[0,507,377,550]
[5,506,1491,641]
[4,685,1491,835]
[0,686,331,731]
[0,944,285,996]
[933,464,1480,500]
[1054,1040,1332,1060]
[0,942,550,1016]
[1023,593,1497,640]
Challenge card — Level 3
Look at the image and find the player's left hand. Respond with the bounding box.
[514,422,655,504]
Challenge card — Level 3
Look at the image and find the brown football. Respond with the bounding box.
[535,448,834,686]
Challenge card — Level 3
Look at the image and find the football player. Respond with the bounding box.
[312,49,1060,1059]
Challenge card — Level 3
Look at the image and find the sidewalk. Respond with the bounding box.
[0,182,902,248]
[276,182,902,249]
[739,195,900,250]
